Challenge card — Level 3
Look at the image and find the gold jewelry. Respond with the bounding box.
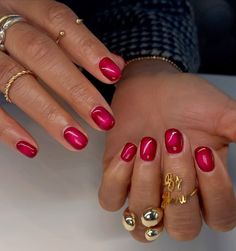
[141,207,163,228]
[145,225,164,242]
[56,30,65,44]
[0,15,26,51]
[161,173,198,209]
[56,18,83,44]
[125,56,183,73]
[4,70,33,103]
[122,208,136,231]
[76,18,83,25]
[161,187,198,209]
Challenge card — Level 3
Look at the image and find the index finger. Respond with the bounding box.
[4,0,125,82]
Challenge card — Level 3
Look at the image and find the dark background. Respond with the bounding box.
[191,0,236,75]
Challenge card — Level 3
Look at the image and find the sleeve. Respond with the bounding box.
[92,0,200,73]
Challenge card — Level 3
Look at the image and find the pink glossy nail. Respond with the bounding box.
[121,143,137,162]
[165,128,183,154]
[91,106,115,130]
[64,127,88,150]
[140,137,157,161]
[99,57,121,81]
[195,147,215,172]
[16,141,38,158]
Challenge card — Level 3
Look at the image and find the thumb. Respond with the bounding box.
[216,99,236,143]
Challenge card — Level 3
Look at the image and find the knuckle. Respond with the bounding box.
[98,187,123,212]
[23,32,53,63]
[77,36,97,56]
[168,228,200,241]
[47,2,74,26]
[67,83,95,107]
[206,213,236,232]
[166,214,201,241]
[39,103,59,123]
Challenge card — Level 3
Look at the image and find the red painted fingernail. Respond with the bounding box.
[64,127,88,150]
[91,106,115,130]
[140,137,157,161]
[99,57,121,81]
[16,141,38,158]
[165,128,183,154]
[121,143,137,162]
[195,147,215,172]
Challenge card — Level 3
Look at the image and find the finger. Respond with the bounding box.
[4,0,124,82]
[0,51,88,151]
[128,137,162,243]
[163,129,202,241]
[5,21,115,131]
[99,143,137,212]
[0,107,38,158]
[194,146,236,231]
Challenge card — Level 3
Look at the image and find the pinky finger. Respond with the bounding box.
[98,143,137,212]
[0,107,38,158]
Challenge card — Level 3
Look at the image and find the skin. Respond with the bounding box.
[0,0,125,155]
[99,60,236,242]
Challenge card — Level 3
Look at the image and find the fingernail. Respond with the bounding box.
[91,106,115,130]
[64,127,88,150]
[16,141,38,158]
[121,143,137,162]
[99,57,121,81]
[195,146,215,172]
[165,128,183,154]
[140,137,157,161]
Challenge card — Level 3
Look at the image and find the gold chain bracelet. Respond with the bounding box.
[125,56,183,73]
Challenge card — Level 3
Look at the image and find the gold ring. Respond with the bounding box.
[56,18,83,45]
[145,224,164,242]
[76,18,83,25]
[4,70,33,103]
[56,30,65,44]
[141,207,163,227]
[122,208,136,232]
[161,173,198,209]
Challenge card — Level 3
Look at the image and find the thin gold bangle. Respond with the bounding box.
[125,56,183,73]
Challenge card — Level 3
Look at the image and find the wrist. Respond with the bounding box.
[123,59,181,79]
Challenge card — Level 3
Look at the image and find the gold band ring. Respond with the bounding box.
[4,70,33,103]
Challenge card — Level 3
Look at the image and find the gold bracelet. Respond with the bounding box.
[125,56,183,73]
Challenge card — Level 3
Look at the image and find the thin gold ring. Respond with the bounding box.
[56,18,83,45]
[56,30,65,44]
[76,18,83,24]
[4,70,33,103]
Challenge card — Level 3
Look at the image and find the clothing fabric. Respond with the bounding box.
[0,0,199,105]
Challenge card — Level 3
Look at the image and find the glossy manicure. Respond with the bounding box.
[91,106,115,130]
[140,137,157,161]
[99,57,121,81]
[195,146,215,172]
[64,127,88,150]
[16,141,38,158]
[165,128,183,154]
[121,143,137,162]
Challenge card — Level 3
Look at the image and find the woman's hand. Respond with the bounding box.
[0,0,124,157]
[98,60,236,242]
